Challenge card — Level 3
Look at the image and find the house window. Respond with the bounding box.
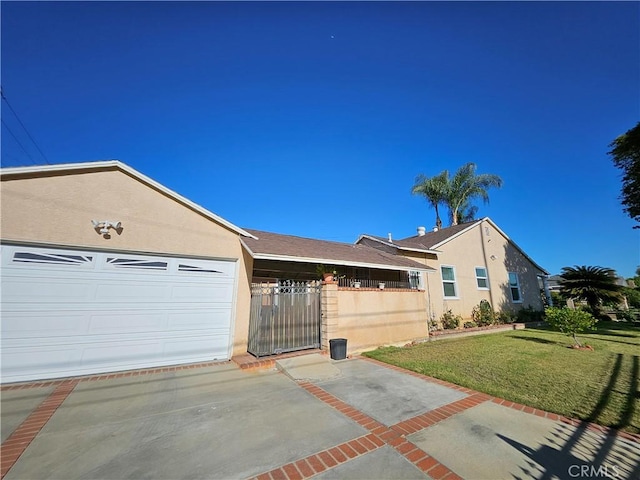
[475,267,489,289]
[509,272,522,303]
[408,271,422,289]
[441,266,457,298]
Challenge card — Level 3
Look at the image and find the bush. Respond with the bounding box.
[471,300,496,326]
[517,305,545,323]
[496,310,516,324]
[440,310,462,329]
[463,321,478,329]
[544,307,597,347]
[428,318,441,331]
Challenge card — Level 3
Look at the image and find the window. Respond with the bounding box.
[408,271,422,290]
[508,272,522,303]
[106,257,168,271]
[475,267,489,289]
[441,266,457,298]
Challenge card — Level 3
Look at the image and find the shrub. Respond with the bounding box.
[440,310,462,329]
[517,305,545,323]
[463,321,478,329]
[496,310,516,324]
[428,318,441,331]
[544,307,597,347]
[471,300,496,326]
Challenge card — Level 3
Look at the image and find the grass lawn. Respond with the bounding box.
[363,321,639,434]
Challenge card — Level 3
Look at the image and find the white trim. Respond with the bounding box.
[1,160,257,239]
[440,264,459,299]
[508,272,523,303]
[251,252,434,273]
[474,266,490,290]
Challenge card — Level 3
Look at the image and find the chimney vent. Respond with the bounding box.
[388,233,393,243]
[417,226,426,236]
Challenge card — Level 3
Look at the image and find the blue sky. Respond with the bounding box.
[2,1,639,278]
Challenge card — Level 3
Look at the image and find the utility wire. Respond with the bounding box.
[1,87,51,165]
[1,118,38,165]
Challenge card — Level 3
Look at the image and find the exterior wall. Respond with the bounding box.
[399,221,545,324]
[1,168,253,356]
[325,286,428,354]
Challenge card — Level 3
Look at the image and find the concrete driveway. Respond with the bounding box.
[1,355,638,480]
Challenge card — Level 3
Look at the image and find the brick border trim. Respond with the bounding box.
[249,382,485,480]
[1,380,79,478]
[364,356,640,444]
[0,360,230,391]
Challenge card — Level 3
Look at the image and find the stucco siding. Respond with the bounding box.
[335,289,428,353]
[397,220,545,323]
[1,168,253,355]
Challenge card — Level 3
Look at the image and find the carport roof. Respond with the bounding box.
[242,229,434,272]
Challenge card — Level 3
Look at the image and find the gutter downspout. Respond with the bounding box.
[479,219,498,310]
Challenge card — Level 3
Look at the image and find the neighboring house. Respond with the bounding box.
[1,161,256,383]
[357,219,549,325]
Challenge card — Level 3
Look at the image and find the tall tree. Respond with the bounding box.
[559,265,623,317]
[447,163,503,226]
[609,122,640,228]
[411,171,449,229]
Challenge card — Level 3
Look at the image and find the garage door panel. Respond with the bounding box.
[95,283,171,301]
[171,283,233,302]
[1,312,90,337]
[2,279,93,302]
[1,245,237,383]
[167,308,231,330]
[88,312,169,334]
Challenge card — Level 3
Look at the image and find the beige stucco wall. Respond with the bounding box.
[400,220,544,324]
[1,167,253,356]
[333,288,428,354]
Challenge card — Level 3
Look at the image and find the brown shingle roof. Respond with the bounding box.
[243,229,432,271]
[361,221,480,251]
[395,221,480,249]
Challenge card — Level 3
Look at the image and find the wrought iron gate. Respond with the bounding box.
[248,280,321,357]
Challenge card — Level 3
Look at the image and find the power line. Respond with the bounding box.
[1,87,51,165]
[1,118,38,165]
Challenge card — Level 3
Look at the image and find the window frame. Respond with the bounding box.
[508,272,523,303]
[475,266,489,290]
[440,265,458,299]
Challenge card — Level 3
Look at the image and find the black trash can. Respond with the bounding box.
[329,338,347,360]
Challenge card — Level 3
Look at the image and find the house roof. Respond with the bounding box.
[359,218,549,275]
[242,229,434,272]
[1,161,256,239]
[357,222,476,253]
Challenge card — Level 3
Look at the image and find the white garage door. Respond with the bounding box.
[1,245,237,383]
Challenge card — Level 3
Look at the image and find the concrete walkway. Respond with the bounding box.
[1,356,638,479]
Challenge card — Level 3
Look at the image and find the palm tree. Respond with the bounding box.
[411,171,449,229]
[447,163,503,226]
[559,266,623,316]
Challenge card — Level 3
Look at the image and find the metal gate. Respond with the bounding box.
[248,280,321,357]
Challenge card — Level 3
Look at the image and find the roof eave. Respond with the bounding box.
[252,253,434,272]
[357,234,438,255]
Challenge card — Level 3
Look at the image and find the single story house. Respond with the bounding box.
[1,160,548,383]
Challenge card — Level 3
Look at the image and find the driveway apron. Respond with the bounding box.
[1,357,638,480]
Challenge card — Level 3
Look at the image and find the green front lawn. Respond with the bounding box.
[363,322,639,434]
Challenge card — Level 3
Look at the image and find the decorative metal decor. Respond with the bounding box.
[248,280,321,357]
